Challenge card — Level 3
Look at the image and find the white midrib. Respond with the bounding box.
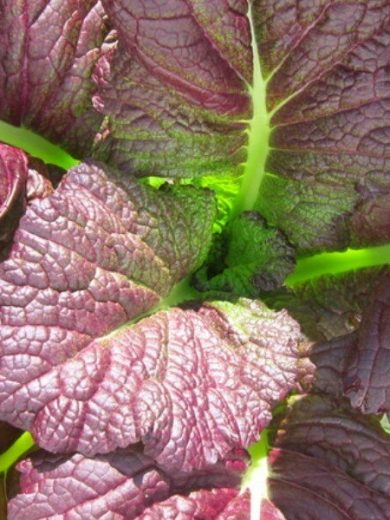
[233,6,272,519]
[232,3,270,217]
[240,430,270,520]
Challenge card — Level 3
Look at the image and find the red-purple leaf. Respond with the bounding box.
[0,1,111,156]
[93,0,251,177]
[273,396,390,497]
[94,0,390,252]
[0,160,215,433]
[345,272,390,413]
[137,493,284,519]
[270,395,390,519]
[8,446,287,519]
[0,145,28,247]
[255,1,390,251]
[8,299,301,471]
[266,268,384,342]
[310,333,356,398]
[0,158,302,472]
[8,447,248,519]
[300,270,390,411]
[269,448,390,520]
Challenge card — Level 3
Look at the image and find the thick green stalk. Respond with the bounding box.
[0,120,78,169]
[232,4,270,217]
[286,244,390,287]
[0,433,35,475]
[241,430,269,520]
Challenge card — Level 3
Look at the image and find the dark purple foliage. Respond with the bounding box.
[306,270,390,412]
[0,1,111,156]
[8,448,247,519]
[0,145,28,248]
[0,1,389,518]
[270,395,390,519]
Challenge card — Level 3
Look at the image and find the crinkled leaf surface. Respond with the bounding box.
[94,0,250,178]
[0,157,302,474]
[0,0,111,156]
[309,333,356,398]
[94,0,390,254]
[0,160,214,432]
[345,272,390,413]
[266,267,385,341]
[269,395,390,519]
[273,396,390,497]
[8,447,247,519]
[1,1,390,518]
[8,447,286,519]
[253,0,390,252]
[4,298,301,471]
[269,448,390,520]
[0,145,27,248]
[302,269,390,411]
[194,212,295,297]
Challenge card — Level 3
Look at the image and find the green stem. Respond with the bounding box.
[232,4,270,217]
[0,432,35,475]
[241,429,270,520]
[158,276,201,308]
[0,120,78,169]
[286,243,390,287]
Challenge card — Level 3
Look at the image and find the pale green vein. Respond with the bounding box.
[0,120,79,169]
[286,244,390,287]
[232,4,270,217]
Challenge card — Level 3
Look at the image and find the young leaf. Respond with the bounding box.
[194,212,295,297]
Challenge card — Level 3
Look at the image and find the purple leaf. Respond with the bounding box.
[138,493,285,519]
[94,0,390,252]
[8,447,286,519]
[8,447,248,519]
[273,396,390,498]
[93,0,251,177]
[255,1,390,251]
[0,158,302,472]
[266,268,384,341]
[5,298,302,470]
[0,1,111,156]
[300,270,390,411]
[0,160,215,434]
[0,145,28,247]
[269,448,390,520]
[310,333,356,398]
[345,271,390,413]
[270,395,390,519]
